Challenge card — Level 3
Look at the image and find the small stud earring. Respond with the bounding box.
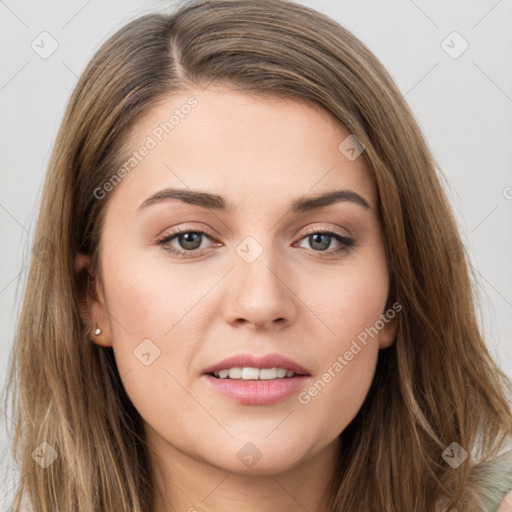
[93,328,102,336]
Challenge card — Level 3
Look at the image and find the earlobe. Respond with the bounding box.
[378,314,399,350]
[75,253,91,273]
[75,252,112,348]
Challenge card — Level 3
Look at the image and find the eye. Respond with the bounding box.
[157,227,217,258]
[157,226,356,258]
[296,230,355,256]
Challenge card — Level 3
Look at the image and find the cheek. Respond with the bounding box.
[297,252,389,351]
[295,298,381,443]
[102,244,214,341]
[99,246,218,415]
[297,350,378,444]
[103,264,199,437]
[294,252,388,431]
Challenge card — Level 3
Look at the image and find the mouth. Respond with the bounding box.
[202,352,311,380]
[207,367,308,380]
[201,353,311,405]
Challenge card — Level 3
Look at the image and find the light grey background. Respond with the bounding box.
[1,0,511,507]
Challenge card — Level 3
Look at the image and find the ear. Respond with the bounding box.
[75,253,112,347]
[377,304,400,350]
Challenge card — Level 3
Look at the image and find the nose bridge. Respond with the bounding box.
[223,233,297,328]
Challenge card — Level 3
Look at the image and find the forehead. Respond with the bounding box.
[108,86,376,215]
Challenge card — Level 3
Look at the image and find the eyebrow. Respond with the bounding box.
[137,187,371,214]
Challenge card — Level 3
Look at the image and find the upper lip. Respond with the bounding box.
[202,353,310,376]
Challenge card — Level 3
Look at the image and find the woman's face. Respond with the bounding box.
[81,86,397,475]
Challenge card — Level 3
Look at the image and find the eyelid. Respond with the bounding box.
[157,223,217,240]
[299,223,351,238]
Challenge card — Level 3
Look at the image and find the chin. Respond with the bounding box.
[197,434,314,475]
[216,452,307,476]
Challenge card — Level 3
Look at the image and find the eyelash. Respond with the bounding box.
[156,226,356,259]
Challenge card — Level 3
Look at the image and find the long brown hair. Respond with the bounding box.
[3,0,512,510]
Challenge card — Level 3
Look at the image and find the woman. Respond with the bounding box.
[3,0,512,510]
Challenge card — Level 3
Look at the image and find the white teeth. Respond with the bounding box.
[242,367,260,380]
[259,368,277,380]
[212,367,296,380]
[228,367,242,379]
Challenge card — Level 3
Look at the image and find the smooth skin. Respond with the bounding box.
[77,85,398,512]
[497,491,512,512]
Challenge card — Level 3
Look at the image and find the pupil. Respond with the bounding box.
[180,233,201,250]
[310,233,330,251]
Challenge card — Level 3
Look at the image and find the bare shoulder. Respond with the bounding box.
[496,489,512,512]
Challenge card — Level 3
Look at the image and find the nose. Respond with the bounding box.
[222,244,299,330]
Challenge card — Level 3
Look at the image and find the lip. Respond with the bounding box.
[202,374,310,405]
[201,353,311,376]
[201,353,311,406]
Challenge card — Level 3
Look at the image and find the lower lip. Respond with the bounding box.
[202,374,310,405]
